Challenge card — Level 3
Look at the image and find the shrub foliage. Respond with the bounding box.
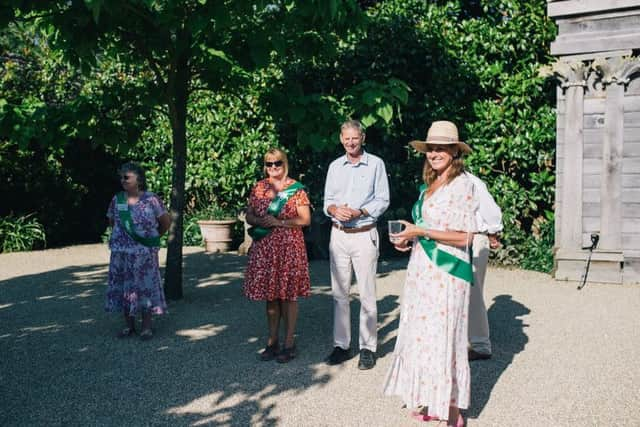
[1,0,558,272]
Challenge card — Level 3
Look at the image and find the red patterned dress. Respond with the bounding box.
[243,178,311,301]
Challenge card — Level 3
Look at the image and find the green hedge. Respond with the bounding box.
[2,1,559,273]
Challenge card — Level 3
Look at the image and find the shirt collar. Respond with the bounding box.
[341,150,369,166]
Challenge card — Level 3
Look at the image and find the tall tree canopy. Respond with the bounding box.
[1,0,367,298]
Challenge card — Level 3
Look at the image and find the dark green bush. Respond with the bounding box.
[2,1,559,272]
[0,214,46,253]
[272,0,557,268]
[136,86,277,215]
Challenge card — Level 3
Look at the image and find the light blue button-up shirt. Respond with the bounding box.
[323,150,390,227]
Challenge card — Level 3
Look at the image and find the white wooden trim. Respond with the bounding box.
[623,158,640,173]
[549,1,640,18]
[560,49,633,62]
[600,82,625,249]
[551,33,640,56]
[560,84,585,250]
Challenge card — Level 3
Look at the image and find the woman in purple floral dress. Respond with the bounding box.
[106,162,171,340]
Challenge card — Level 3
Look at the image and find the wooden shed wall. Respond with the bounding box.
[555,76,640,257]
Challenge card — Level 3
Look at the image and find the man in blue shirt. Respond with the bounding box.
[323,120,390,370]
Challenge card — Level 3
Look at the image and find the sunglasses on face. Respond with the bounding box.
[264,160,284,168]
[120,174,135,181]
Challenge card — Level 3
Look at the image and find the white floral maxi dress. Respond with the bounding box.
[382,174,478,418]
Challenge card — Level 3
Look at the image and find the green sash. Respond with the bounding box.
[412,184,473,284]
[248,181,305,240]
[115,192,160,247]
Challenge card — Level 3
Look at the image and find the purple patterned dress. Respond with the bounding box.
[106,191,168,316]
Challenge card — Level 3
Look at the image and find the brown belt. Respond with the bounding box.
[332,223,376,234]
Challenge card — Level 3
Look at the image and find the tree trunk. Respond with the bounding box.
[163,31,191,300]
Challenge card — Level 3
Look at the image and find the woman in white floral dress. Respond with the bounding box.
[383,121,477,427]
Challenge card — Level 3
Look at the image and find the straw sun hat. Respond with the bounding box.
[409,120,471,154]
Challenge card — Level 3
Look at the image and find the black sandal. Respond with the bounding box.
[276,345,296,363]
[117,327,136,338]
[260,343,279,361]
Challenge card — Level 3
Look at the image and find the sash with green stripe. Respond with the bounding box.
[115,192,161,247]
[412,184,473,284]
[248,181,305,240]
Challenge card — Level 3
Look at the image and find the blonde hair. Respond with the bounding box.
[422,148,466,186]
[263,147,289,177]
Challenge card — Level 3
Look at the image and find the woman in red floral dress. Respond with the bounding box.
[243,148,311,363]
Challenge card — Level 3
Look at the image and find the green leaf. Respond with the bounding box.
[360,113,377,128]
[376,103,393,124]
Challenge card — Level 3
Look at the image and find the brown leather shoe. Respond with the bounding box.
[468,349,491,361]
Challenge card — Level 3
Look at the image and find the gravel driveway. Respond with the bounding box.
[1,244,638,426]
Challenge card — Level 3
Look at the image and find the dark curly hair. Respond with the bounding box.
[119,162,147,191]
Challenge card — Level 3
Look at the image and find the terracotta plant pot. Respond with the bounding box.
[197,219,236,253]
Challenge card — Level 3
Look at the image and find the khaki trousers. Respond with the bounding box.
[469,233,492,354]
[329,227,379,352]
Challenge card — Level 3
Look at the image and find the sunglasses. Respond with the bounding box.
[264,160,284,168]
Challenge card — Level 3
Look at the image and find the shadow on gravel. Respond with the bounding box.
[0,251,406,426]
[466,294,530,419]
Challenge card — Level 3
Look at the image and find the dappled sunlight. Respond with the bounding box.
[68,268,108,285]
[167,390,242,415]
[195,272,244,288]
[59,289,95,300]
[19,324,64,334]
[175,323,227,341]
[167,386,280,426]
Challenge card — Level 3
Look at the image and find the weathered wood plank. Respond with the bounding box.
[573,128,640,143]
[560,49,633,62]
[557,140,640,159]
[625,143,640,157]
[583,174,600,188]
[622,188,640,202]
[549,1,640,18]
[623,203,640,217]
[627,78,640,95]
[623,174,640,187]
[584,114,607,129]
[624,111,640,127]
[559,84,585,249]
[557,13,640,34]
[622,233,640,250]
[600,83,625,249]
[584,188,600,203]
[551,33,640,56]
[584,202,601,217]
[624,129,640,143]
[623,218,640,233]
[558,98,605,115]
[584,143,602,159]
[584,159,601,174]
[580,221,639,240]
[623,158,640,173]
[623,95,640,111]
[583,216,600,231]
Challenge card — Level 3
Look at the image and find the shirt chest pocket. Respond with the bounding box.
[351,172,374,194]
